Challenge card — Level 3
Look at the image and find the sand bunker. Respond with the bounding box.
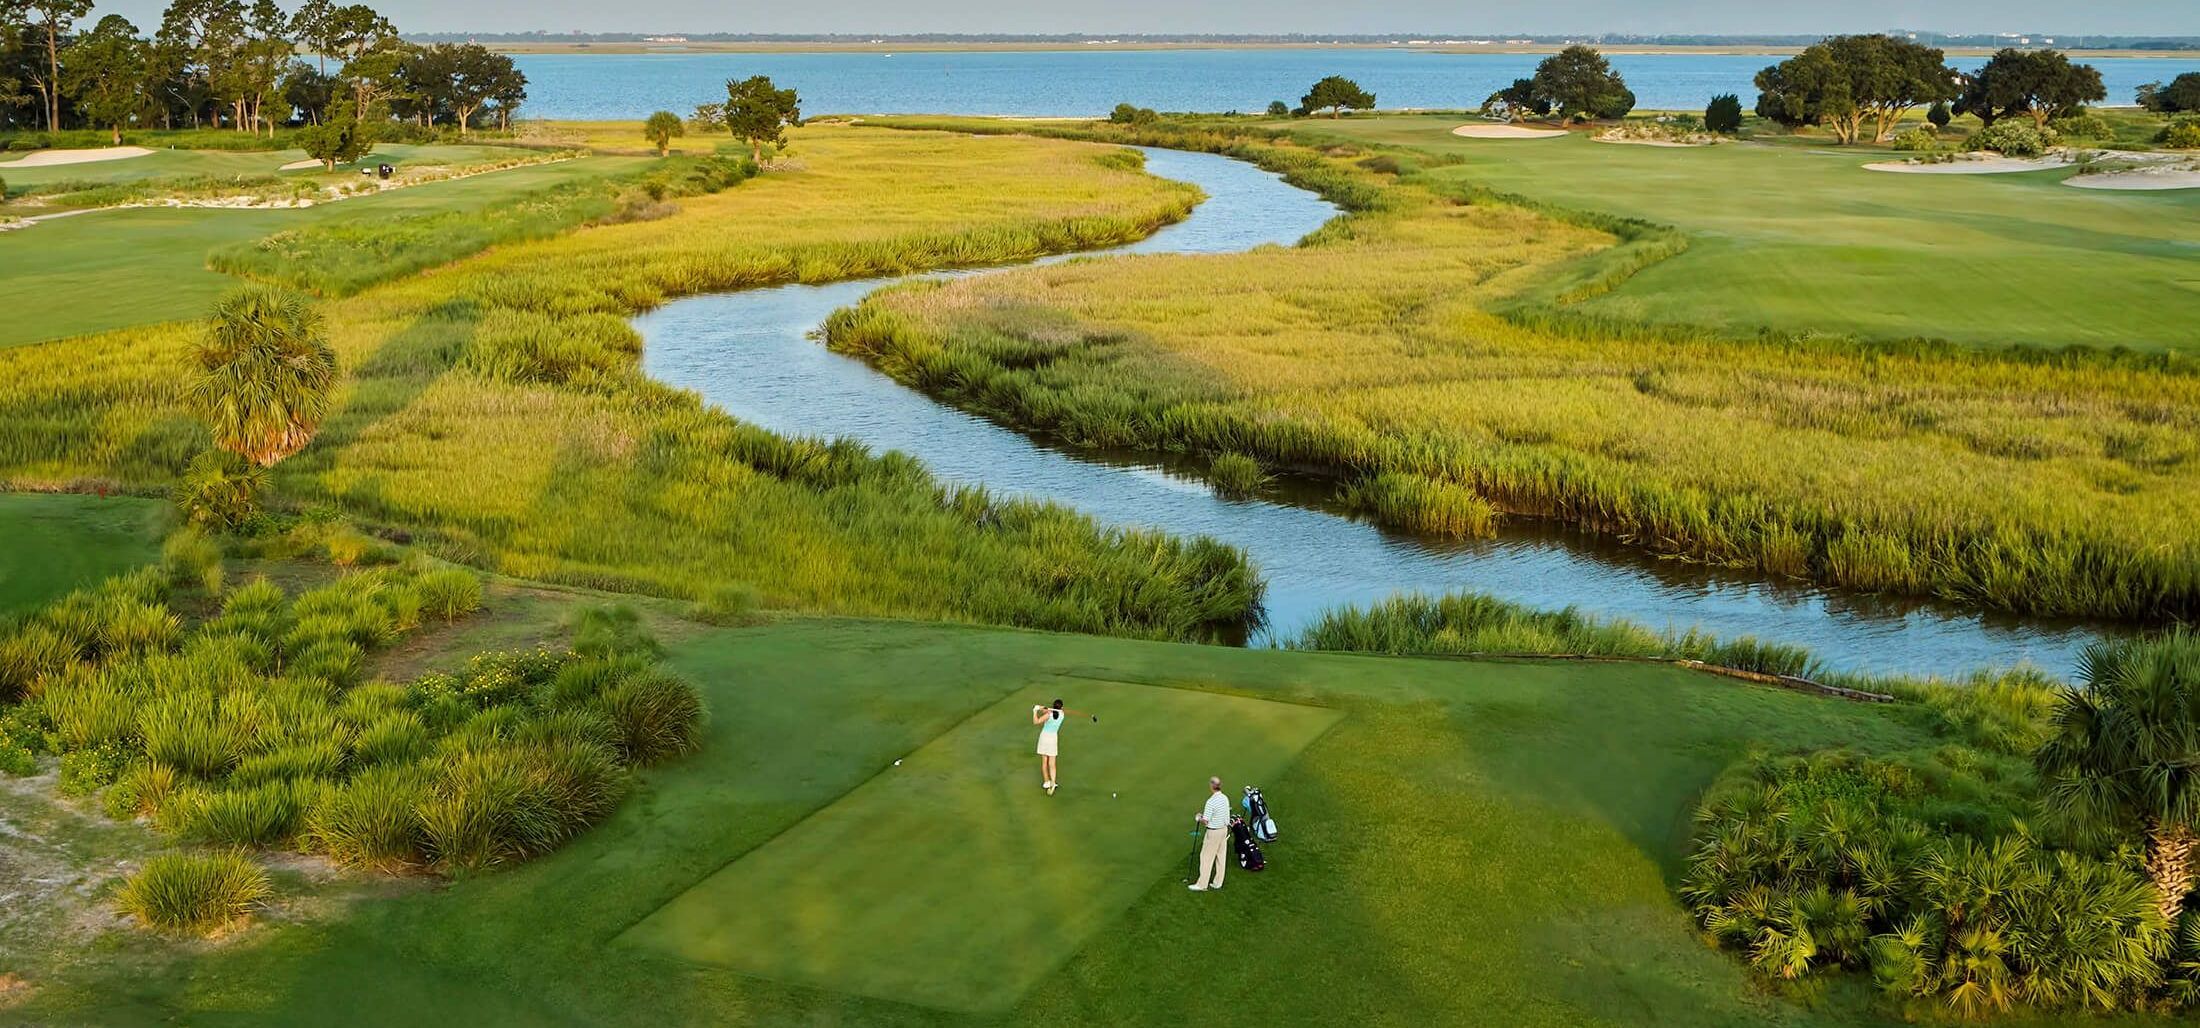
[1863,155,2062,175]
[1,145,153,167]
[278,157,327,171]
[1451,123,1567,140]
[2065,168,2200,191]
[1592,137,1704,148]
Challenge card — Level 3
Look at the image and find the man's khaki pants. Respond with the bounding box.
[1196,826,1230,888]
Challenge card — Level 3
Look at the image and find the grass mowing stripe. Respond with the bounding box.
[0,492,167,614]
[617,680,1341,1012]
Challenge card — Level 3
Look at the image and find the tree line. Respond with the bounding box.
[0,0,524,146]
[1757,38,2094,144]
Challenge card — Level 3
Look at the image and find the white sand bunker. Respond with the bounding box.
[1864,155,2062,175]
[278,157,326,171]
[1452,123,1567,140]
[2065,167,2200,191]
[2,145,153,167]
[1593,137,1703,148]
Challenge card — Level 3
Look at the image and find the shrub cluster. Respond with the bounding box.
[1682,749,2181,1017]
[2049,111,2114,141]
[2162,117,2200,150]
[1108,103,1160,126]
[1968,121,2050,157]
[1890,127,1942,152]
[0,560,699,881]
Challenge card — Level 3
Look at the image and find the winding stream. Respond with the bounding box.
[638,147,2113,679]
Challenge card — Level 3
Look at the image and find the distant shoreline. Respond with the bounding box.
[481,41,2200,60]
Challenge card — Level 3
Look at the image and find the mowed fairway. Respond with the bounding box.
[1284,116,2200,351]
[0,492,165,613]
[0,153,650,348]
[17,616,1950,1027]
[622,680,1340,1011]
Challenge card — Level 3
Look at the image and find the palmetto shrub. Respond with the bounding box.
[1683,749,2171,1014]
[115,851,273,935]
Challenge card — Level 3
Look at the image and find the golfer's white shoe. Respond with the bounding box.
[1188,884,1207,891]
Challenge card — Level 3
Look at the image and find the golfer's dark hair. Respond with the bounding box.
[1051,699,1064,709]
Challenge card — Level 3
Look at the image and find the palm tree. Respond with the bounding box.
[188,286,339,467]
[643,110,684,157]
[2037,629,2200,924]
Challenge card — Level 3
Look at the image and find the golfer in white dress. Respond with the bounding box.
[1033,699,1066,794]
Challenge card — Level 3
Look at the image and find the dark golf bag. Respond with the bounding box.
[1242,786,1278,842]
[1230,816,1265,871]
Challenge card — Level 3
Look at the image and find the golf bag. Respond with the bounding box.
[1242,786,1278,843]
[1230,816,1266,872]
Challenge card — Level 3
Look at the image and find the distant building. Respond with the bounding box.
[642,35,688,43]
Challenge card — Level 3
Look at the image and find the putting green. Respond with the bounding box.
[617,678,1341,1011]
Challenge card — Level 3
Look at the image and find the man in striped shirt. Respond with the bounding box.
[1190,776,1231,892]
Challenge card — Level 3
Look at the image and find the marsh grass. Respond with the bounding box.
[1,126,1260,642]
[1289,590,2091,705]
[1204,452,1268,499]
[1337,472,1499,539]
[834,123,2200,622]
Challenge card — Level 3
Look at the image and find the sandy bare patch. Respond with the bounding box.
[1863,155,2062,175]
[278,157,327,171]
[2065,168,2200,191]
[1451,123,1567,140]
[1,145,154,167]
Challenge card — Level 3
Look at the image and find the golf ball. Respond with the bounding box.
[1112,792,1118,798]
[893,759,901,766]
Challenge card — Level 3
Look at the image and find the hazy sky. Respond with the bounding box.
[87,0,2200,37]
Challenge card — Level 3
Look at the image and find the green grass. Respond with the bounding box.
[1275,114,2200,352]
[623,680,1340,1011]
[0,154,651,348]
[0,492,165,614]
[12,614,1961,1026]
